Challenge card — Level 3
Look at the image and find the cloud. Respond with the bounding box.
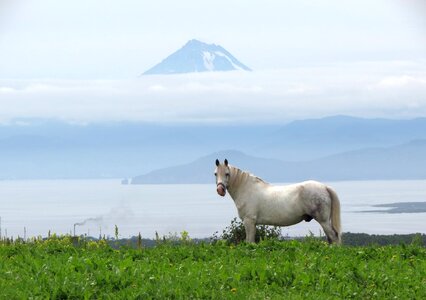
[375,75,426,89]
[0,60,425,123]
[0,87,15,93]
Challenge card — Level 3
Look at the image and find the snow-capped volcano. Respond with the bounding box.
[143,39,251,75]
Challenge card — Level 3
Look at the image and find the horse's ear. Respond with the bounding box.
[224,159,228,166]
[215,159,220,166]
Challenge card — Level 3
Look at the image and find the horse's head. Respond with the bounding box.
[214,158,230,197]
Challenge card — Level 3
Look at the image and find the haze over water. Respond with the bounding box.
[1,179,425,239]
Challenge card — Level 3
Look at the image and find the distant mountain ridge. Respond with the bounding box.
[256,115,426,161]
[143,39,251,75]
[131,140,426,184]
[1,116,426,179]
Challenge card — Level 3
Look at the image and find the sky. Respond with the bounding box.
[0,0,425,124]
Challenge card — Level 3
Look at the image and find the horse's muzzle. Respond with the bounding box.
[217,183,226,197]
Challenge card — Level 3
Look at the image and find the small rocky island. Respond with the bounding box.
[363,202,426,214]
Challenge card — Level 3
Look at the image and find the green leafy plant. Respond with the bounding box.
[211,217,282,244]
[1,235,425,299]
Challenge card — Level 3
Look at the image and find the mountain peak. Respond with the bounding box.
[185,39,208,46]
[143,39,251,75]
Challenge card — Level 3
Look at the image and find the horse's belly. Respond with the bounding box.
[258,217,302,227]
[257,207,303,226]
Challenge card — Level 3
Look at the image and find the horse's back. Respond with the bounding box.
[272,180,331,215]
[271,180,327,199]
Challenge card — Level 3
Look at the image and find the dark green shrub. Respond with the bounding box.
[212,217,281,244]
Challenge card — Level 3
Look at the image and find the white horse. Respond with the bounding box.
[214,159,341,244]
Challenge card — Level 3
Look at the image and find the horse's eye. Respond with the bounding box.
[214,173,217,176]
[226,173,230,178]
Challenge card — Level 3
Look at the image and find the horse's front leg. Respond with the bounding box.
[243,217,256,243]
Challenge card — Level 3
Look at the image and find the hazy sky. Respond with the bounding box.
[0,0,425,123]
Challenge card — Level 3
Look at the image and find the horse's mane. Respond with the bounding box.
[229,165,269,188]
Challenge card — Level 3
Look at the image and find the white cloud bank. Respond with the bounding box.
[1,60,426,124]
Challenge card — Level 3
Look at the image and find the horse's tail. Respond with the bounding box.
[326,186,342,244]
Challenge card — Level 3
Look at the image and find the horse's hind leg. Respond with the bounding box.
[318,220,339,244]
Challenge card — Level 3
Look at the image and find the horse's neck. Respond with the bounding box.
[228,166,262,200]
[229,166,248,188]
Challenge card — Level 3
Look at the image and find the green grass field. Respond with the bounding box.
[0,236,425,299]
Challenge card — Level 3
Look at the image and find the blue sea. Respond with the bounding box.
[0,180,425,239]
